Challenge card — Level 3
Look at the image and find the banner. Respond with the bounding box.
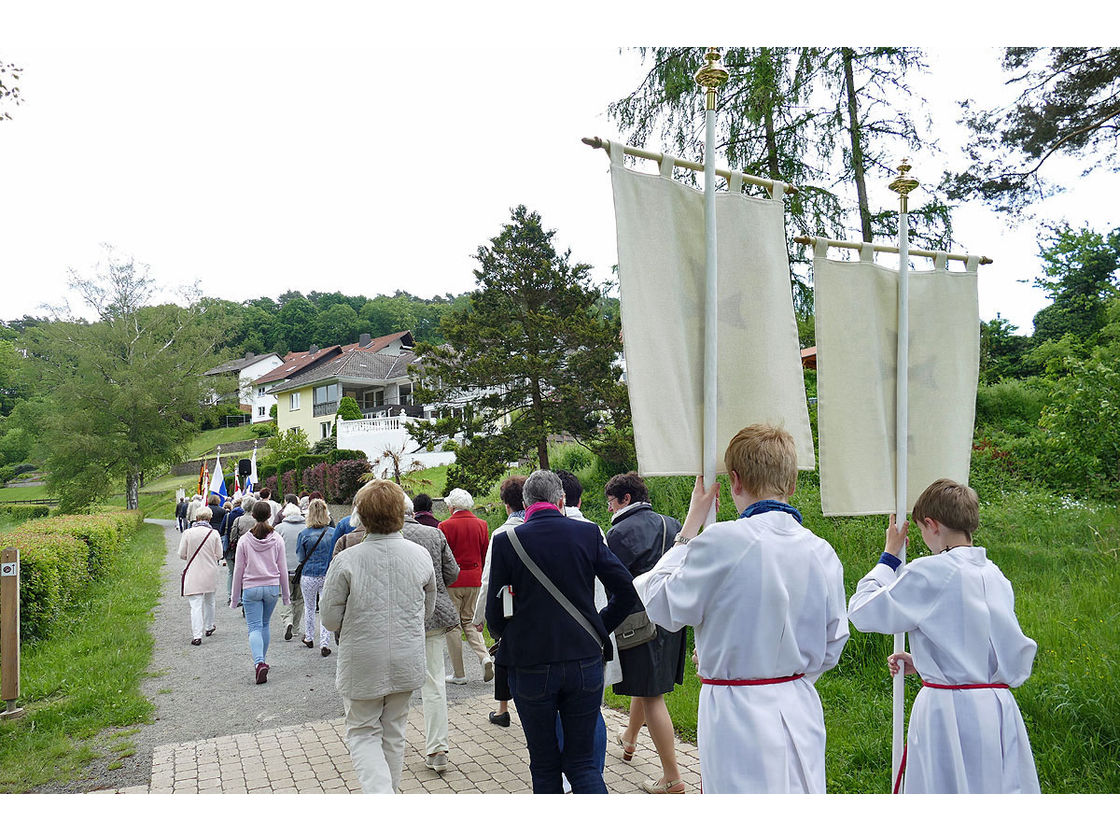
[814,247,980,515]
[609,145,814,475]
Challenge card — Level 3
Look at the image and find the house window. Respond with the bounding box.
[321,422,333,439]
[313,383,341,404]
[290,392,301,411]
[257,406,266,417]
[257,387,266,397]
[398,382,412,405]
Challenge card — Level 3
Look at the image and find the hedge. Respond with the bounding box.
[0,504,50,523]
[0,509,143,641]
[295,454,327,474]
[328,448,368,465]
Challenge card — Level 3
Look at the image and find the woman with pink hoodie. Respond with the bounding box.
[231,501,291,684]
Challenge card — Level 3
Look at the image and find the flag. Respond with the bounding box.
[245,446,258,494]
[198,459,207,497]
[208,453,228,504]
[233,472,241,495]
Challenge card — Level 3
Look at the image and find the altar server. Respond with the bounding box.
[633,424,849,793]
[848,478,1040,793]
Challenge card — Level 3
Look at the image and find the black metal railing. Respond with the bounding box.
[312,400,339,417]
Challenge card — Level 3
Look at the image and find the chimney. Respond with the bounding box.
[359,333,371,347]
[309,344,319,354]
[244,351,254,360]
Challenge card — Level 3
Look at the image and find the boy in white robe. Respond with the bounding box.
[848,478,1040,794]
[633,424,849,793]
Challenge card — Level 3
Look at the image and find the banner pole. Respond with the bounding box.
[695,48,729,519]
[887,158,919,791]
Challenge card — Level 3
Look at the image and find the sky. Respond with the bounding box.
[2,4,1116,339]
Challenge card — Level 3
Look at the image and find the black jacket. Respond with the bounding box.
[605,504,681,615]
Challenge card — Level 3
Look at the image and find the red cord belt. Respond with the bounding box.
[894,680,1012,793]
[700,673,804,686]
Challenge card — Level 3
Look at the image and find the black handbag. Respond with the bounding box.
[291,529,327,590]
[614,514,669,651]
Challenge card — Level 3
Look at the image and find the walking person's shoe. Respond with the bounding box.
[616,727,637,761]
[482,657,494,682]
[303,638,314,648]
[321,646,331,657]
[284,623,293,641]
[255,662,270,684]
[445,674,468,685]
[190,638,202,646]
[205,626,216,637]
[641,777,685,794]
[425,752,448,773]
[488,710,510,727]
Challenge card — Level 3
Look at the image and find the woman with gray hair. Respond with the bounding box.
[321,479,436,794]
[438,487,492,685]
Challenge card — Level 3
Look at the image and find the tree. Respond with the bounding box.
[267,427,310,462]
[0,58,21,121]
[19,248,223,511]
[945,48,1120,214]
[609,47,952,296]
[979,315,1034,384]
[411,206,629,495]
[1030,224,1120,344]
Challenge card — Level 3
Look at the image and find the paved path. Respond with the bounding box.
[93,519,700,794]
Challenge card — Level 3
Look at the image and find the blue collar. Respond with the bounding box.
[740,499,802,525]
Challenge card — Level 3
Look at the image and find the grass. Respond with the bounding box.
[0,485,56,503]
[189,424,264,457]
[0,523,165,792]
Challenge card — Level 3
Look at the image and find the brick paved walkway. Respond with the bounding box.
[97,693,701,794]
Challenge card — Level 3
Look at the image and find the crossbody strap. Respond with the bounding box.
[659,514,667,557]
[294,529,328,576]
[181,529,214,596]
[505,527,602,651]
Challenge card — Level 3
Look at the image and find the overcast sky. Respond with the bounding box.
[2,4,1115,336]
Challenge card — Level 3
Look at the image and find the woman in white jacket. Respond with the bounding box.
[321,480,436,794]
[178,506,224,645]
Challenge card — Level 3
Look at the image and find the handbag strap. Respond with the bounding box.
[505,527,602,651]
[181,528,213,596]
[659,514,668,557]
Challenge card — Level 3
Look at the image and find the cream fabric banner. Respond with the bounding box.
[814,246,980,516]
[609,144,814,475]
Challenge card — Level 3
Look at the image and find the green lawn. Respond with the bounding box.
[0,485,56,503]
[0,523,165,792]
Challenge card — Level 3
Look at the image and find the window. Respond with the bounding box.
[290,392,301,411]
[321,422,333,439]
[398,382,412,405]
[257,406,266,417]
[313,383,340,404]
[257,387,266,397]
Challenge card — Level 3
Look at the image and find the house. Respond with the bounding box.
[203,352,285,416]
[249,344,344,423]
[267,331,427,443]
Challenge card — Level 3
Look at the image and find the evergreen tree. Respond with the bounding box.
[411,206,629,496]
[946,48,1120,214]
[1030,224,1120,344]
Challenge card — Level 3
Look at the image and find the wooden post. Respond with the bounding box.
[1,546,25,720]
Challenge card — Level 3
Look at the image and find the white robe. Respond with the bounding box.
[633,511,849,793]
[847,546,1040,793]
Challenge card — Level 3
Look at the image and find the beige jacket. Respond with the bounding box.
[178,523,223,596]
[321,532,436,699]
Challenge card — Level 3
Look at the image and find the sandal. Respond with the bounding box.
[641,777,685,794]
[616,727,637,762]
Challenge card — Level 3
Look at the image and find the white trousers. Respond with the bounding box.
[342,691,412,794]
[422,631,449,756]
[299,575,332,647]
[187,592,215,640]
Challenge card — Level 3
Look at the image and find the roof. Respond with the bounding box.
[203,352,281,377]
[338,330,413,354]
[801,346,817,370]
[267,347,417,395]
[252,346,342,386]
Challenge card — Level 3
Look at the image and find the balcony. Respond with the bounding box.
[360,402,426,420]
[313,400,338,417]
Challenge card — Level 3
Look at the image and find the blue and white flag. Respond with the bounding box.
[208,453,228,503]
[245,446,258,494]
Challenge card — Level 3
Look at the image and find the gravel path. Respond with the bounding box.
[50,518,494,792]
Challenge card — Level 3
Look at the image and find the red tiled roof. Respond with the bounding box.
[339,330,413,354]
[252,346,341,386]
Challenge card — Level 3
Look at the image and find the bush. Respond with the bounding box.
[337,396,364,421]
[249,421,277,438]
[11,464,37,478]
[199,403,250,431]
[279,469,298,498]
[296,454,327,474]
[258,464,278,483]
[277,459,297,479]
[0,465,15,485]
[332,459,371,504]
[0,504,50,523]
[21,515,124,579]
[328,448,368,465]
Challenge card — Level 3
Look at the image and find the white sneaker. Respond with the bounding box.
[425,752,448,773]
[445,675,468,685]
[483,658,494,682]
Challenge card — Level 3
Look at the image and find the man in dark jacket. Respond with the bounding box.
[485,470,638,794]
[206,494,227,535]
[175,497,188,532]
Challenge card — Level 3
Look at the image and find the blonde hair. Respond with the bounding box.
[306,498,330,529]
[912,478,979,539]
[352,479,406,535]
[724,424,798,500]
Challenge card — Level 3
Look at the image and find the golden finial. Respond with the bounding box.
[888,159,919,197]
[694,47,729,111]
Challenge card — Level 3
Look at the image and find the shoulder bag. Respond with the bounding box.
[181,529,214,597]
[505,527,604,656]
[613,514,668,650]
[291,529,328,590]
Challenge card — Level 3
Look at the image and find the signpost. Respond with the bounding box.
[1,547,24,720]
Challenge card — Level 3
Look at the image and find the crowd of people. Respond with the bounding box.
[174,423,1039,795]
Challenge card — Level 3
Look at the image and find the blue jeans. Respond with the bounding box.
[242,585,280,665]
[556,707,607,775]
[508,655,607,794]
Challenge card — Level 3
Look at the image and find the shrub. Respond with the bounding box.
[328,448,368,465]
[250,421,277,438]
[0,530,88,641]
[277,459,297,479]
[0,465,14,485]
[258,464,278,484]
[295,454,327,474]
[11,464,37,478]
[0,504,49,522]
[337,396,364,421]
[265,475,279,498]
[280,470,298,498]
[302,462,330,500]
[21,515,124,579]
[331,459,371,504]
